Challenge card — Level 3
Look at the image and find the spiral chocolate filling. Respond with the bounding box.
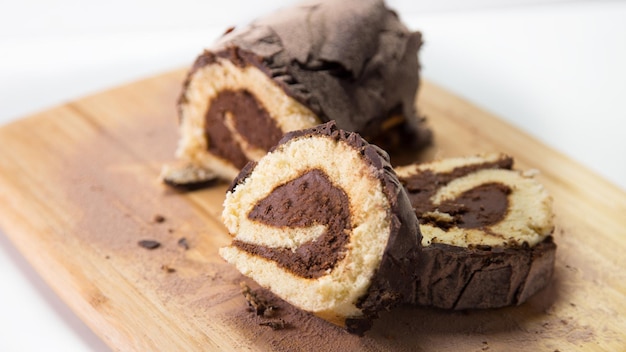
[204,89,283,169]
[430,183,511,229]
[233,169,351,279]
[401,158,513,228]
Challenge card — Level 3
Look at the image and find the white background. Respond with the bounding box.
[1,0,625,350]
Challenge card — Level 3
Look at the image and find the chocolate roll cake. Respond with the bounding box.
[165,0,430,186]
[395,153,556,310]
[220,121,421,334]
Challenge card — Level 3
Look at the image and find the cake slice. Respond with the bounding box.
[220,121,421,334]
[163,0,431,187]
[395,153,556,309]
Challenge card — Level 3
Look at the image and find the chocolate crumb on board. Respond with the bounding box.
[259,319,288,330]
[153,214,166,223]
[161,162,219,191]
[177,237,190,250]
[240,282,276,317]
[161,264,176,273]
[138,239,161,250]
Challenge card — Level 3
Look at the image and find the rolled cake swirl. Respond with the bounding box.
[395,153,556,310]
[220,121,421,335]
[165,0,430,186]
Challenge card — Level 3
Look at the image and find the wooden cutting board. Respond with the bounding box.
[0,69,625,351]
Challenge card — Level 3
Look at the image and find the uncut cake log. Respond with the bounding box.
[166,0,430,186]
[395,153,556,310]
[220,121,421,335]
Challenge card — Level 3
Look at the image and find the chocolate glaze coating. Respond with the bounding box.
[229,121,421,335]
[412,237,556,309]
[183,0,431,150]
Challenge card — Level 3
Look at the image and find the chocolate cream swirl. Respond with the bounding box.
[233,168,351,279]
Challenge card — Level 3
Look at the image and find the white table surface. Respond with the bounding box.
[1,1,625,350]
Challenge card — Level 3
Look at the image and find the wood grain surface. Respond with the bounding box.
[0,69,625,351]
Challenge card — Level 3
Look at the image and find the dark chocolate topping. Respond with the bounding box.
[228,160,257,193]
[400,157,514,228]
[412,236,556,309]
[185,0,430,149]
[234,168,351,279]
[205,89,282,169]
